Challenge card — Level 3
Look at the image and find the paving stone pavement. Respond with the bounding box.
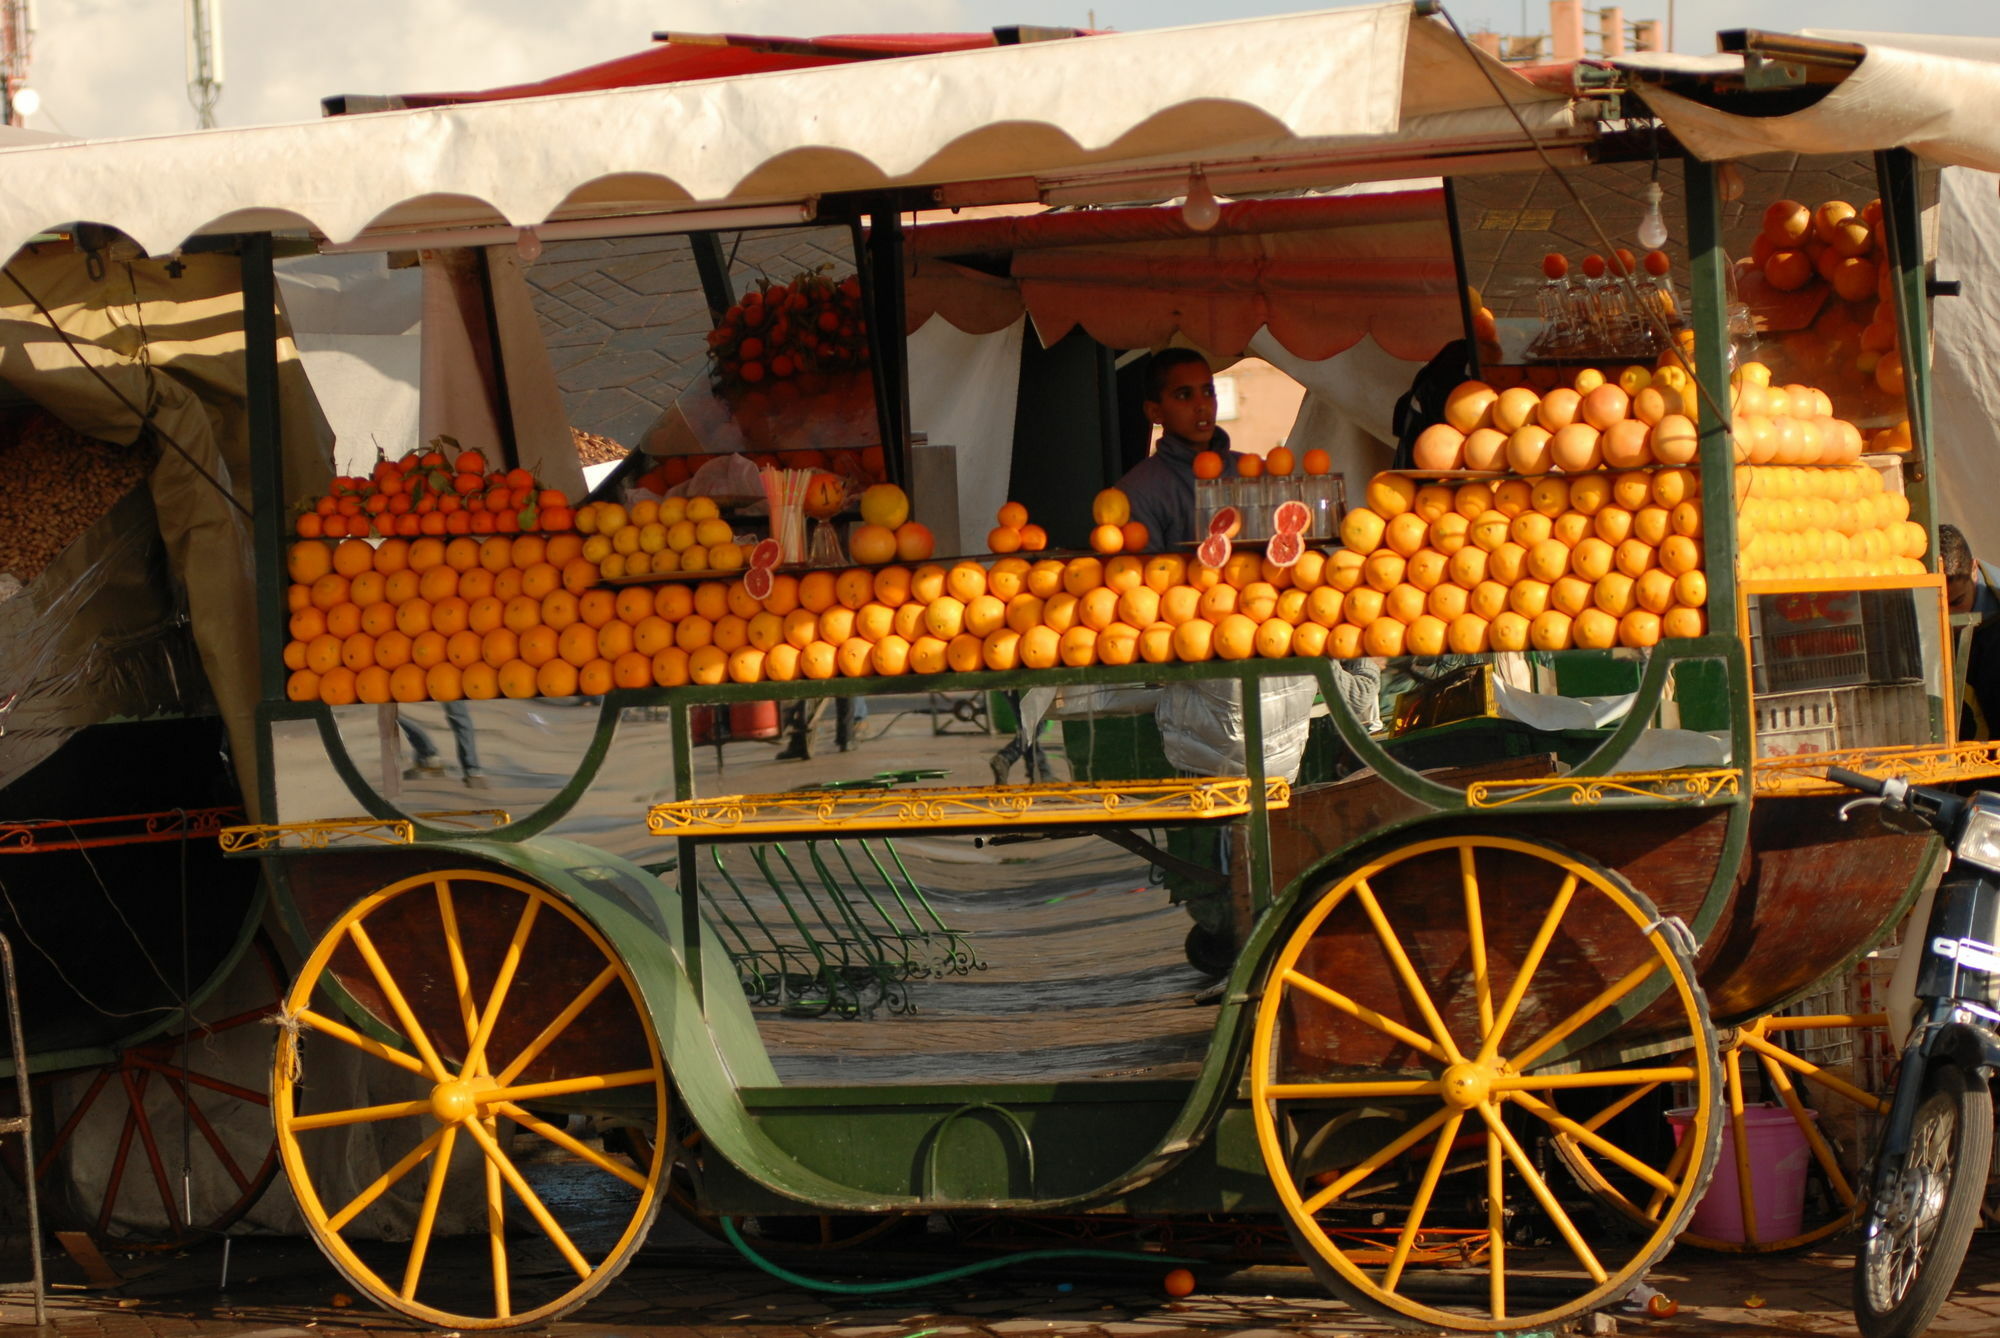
[6,1231,2000,1338]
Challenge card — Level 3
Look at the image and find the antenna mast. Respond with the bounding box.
[186,0,222,129]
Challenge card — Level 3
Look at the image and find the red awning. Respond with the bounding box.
[905,190,1458,362]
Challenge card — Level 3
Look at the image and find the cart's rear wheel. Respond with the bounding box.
[1553,1011,1892,1252]
[274,867,668,1330]
[14,934,284,1249]
[1251,834,1719,1334]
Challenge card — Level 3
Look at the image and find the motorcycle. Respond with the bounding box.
[1829,767,2000,1338]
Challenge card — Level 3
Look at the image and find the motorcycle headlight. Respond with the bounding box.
[1958,799,2000,874]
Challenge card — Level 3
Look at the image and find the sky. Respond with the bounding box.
[23,0,2000,142]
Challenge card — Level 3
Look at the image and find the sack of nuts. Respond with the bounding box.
[0,410,157,587]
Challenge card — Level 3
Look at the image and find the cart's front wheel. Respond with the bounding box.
[1251,834,1719,1334]
[274,866,669,1330]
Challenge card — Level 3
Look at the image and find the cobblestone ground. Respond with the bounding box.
[7,1228,2000,1338]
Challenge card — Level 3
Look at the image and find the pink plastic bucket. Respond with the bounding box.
[1668,1104,1815,1242]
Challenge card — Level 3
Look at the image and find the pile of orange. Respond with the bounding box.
[296,447,572,541]
[1421,364,1703,475]
[283,532,1417,703]
[1330,469,1709,654]
[1737,464,1926,582]
[1086,489,1150,555]
[572,496,752,579]
[283,533,625,706]
[987,501,1049,555]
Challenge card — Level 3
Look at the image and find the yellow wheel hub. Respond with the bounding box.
[1440,1062,1498,1110]
[429,1079,478,1124]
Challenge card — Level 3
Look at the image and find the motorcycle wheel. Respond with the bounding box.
[1853,1063,1993,1338]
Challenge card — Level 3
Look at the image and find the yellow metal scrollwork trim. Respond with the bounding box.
[1753,741,2000,795]
[646,776,1291,837]
[1467,770,1743,809]
[218,809,512,852]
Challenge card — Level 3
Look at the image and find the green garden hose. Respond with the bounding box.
[719,1218,1195,1295]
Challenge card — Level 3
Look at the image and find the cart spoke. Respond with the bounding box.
[1301,1105,1455,1215]
[1382,1110,1463,1292]
[488,1068,664,1105]
[121,1069,183,1235]
[1282,969,1450,1064]
[1725,1047,1758,1244]
[131,1055,269,1106]
[1353,878,1464,1062]
[495,1101,650,1192]
[38,1066,113,1175]
[1266,1078,1443,1102]
[297,1006,429,1077]
[346,920,451,1081]
[1578,1079,1663,1135]
[434,878,482,1046]
[1513,1092,1677,1195]
[99,1090,139,1237]
[1461,845,1495,1038]
[494,964,621,1087]
[1645,1125,1697,1218]
[1492,1065,1695,1093]
[1486,1127,1506,1320]
[400,1124,457,1302]
[159,1074,253,1192]
[1506,957,1662,1072]
[1479,1104,1608,1284]
[1740,1027,1891,1113]
[1757,1047,1857,1207]
[326,1128,449,1233]
[1477,873,1577,1064]
[486,1132,510,1320]
[288,1097,435,1132]
[462,1116,592,1279]
[464,897,542,1078]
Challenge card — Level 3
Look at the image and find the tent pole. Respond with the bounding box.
[242,233,286,706]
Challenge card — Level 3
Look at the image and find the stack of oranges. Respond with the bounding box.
[1087,489,1150,555]
[282,531,1414,704]
[573,496,752,580]
[987,502,1049,555]
[1329,470,1708,653]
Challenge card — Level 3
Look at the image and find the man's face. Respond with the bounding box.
[1146,361,1217,445]
[1950,573,1975,615]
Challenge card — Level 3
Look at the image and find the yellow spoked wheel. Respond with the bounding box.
[1251,834,1719,1334]
[1555,1011,1892,1253]
[273,868,669,1330]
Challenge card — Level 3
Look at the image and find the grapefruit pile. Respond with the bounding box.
[571,496,752,580]
[1416,365,1702,474]
[1737,464,1926,582]
[1331,470,1709,655]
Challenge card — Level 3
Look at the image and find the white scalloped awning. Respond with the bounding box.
[1619,32,2000,171]
[0,4,1567,261]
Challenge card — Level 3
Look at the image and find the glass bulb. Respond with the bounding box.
[515,226,543,263]
[1182,169,1222,231]
[1717,162,1746,202]
[1636,181,1670,251]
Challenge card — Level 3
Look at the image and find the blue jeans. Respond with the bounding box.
[400,702,481,774]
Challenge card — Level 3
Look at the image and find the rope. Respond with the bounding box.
[719,1217,1193,1295]
[267,1008,305,1084]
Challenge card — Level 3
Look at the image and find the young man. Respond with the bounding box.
[1115,349,1247,548]
[1942,523,2000,740]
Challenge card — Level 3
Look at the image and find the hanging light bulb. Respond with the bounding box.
[1182,168,1222,232]
[1717,162,1746,203]
[1636,180,1670,251]
[515,226,543,263]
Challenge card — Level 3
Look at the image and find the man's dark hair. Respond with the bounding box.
[1941,523,1972,583]
[1144,347,1212,404]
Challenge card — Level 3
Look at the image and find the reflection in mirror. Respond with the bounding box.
[1358,650,1734,789]
[275,699,608,825]
[1749,583,1945,758]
